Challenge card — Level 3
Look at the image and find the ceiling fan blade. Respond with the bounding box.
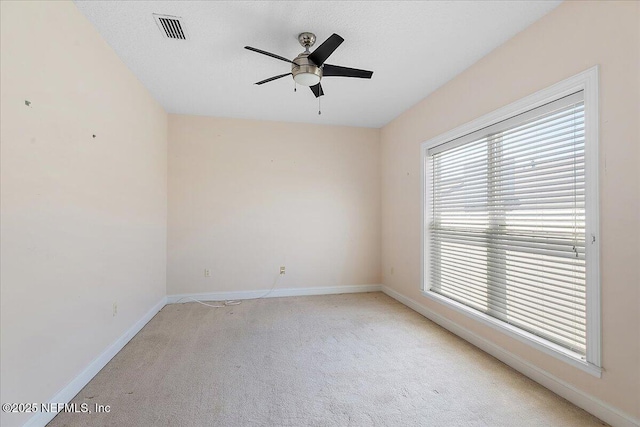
[310,83,324,98]
[255,73,292,85]
[308,34,344,66]
[244,46,296,64]
[322,64,373,79]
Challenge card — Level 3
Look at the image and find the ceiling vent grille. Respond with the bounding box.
[153,14,187,40]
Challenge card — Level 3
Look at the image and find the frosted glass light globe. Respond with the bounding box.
[293,72,321,86]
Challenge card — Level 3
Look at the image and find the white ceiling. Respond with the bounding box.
[75,1,561,128]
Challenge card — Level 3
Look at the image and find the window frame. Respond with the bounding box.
[420,66,601,377]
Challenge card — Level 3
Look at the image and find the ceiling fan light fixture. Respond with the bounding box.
[291,53,322,87]
[293,72,321,86]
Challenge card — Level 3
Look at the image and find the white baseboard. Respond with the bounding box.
[166,284,382,304]
[381,286,639,427]
[24,296,167,427]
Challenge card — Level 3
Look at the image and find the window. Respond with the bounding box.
[421,68,600,376]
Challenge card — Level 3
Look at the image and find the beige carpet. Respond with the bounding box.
[49,292,606,426]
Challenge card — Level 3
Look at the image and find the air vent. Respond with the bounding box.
[153,14,188,40]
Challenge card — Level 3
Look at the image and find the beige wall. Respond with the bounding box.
[381,0,639,419]
[0,2,168,426]
[168,115,380,295]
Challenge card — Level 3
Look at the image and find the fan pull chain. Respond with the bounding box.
[318,97,321,115]
[294,82,297,92]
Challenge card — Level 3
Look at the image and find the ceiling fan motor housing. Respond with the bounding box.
[292,53,322,86]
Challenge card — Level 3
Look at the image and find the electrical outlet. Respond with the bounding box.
[204,269,211,277]
[280,266,286,275]
[113,302,118,317]
[390,267,395,275]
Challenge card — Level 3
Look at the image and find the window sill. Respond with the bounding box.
[421,289,602,378]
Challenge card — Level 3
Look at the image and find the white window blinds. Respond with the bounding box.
[427,91,587,355]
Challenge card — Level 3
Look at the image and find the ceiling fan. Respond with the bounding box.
[244,32,373,99]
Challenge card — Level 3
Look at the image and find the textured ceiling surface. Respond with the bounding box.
[75,1,561,128]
